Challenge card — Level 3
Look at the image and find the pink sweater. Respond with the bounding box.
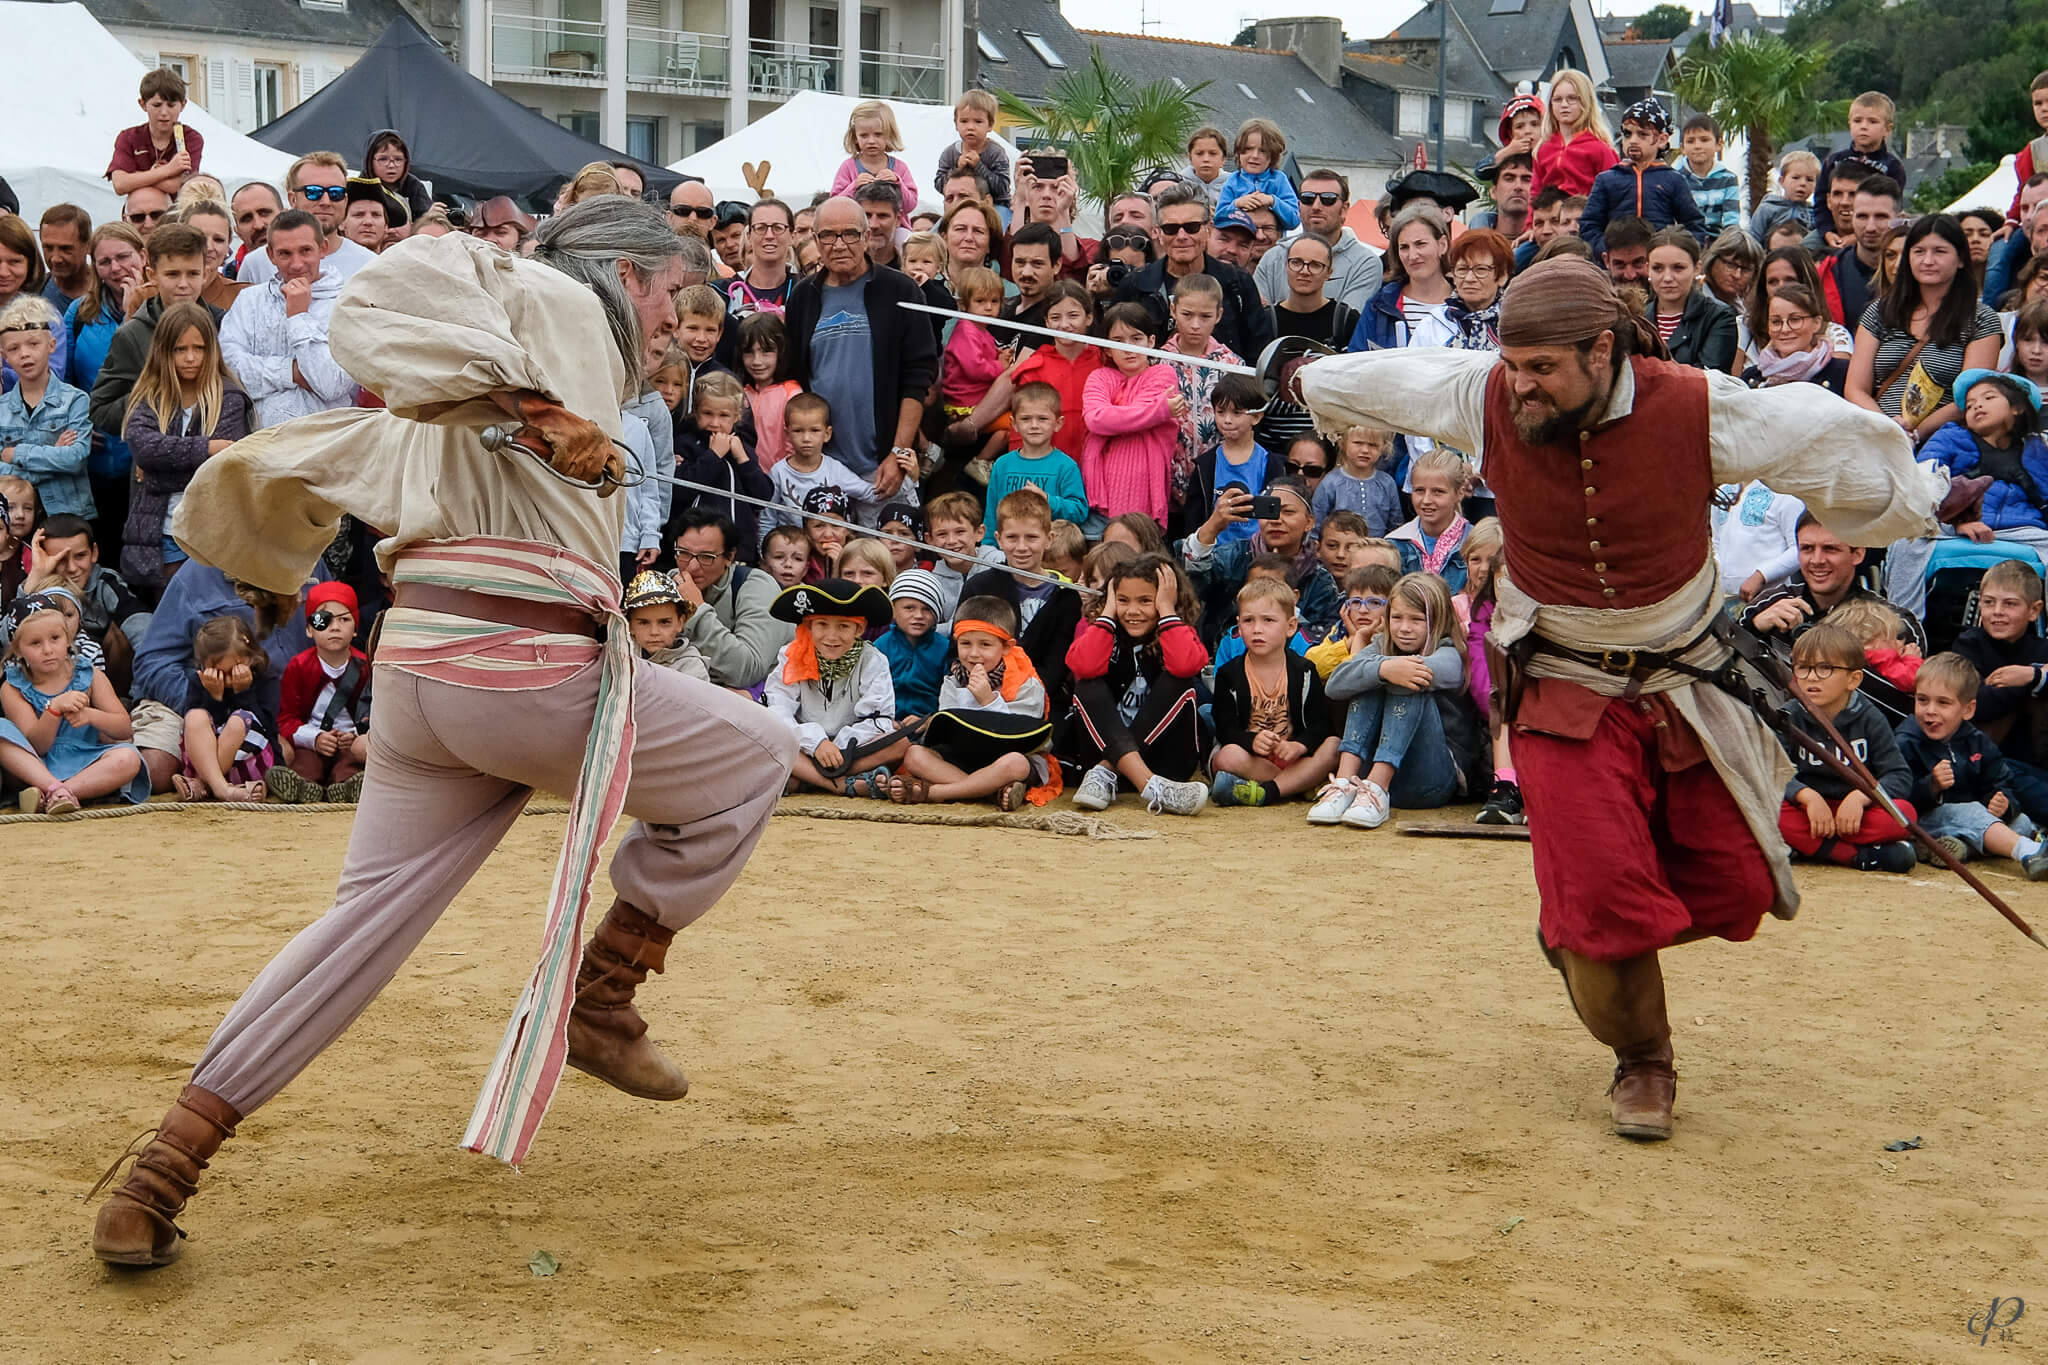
[746,379,802,471]
[830,155,919,215]
[939,319,1004,408]
[1081,363,1179,525]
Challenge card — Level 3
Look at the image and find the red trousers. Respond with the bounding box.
[1777,797,1915,862]
[1517,698,1776,962]
[288,738,365,786]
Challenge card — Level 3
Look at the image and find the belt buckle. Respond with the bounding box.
[1597,648,1637,675]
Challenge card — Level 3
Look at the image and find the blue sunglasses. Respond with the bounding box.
[299,184,348,202]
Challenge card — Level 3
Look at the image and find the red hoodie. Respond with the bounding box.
[1534,129,1619,199]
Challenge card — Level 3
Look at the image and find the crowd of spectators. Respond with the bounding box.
[4,62,2048,868]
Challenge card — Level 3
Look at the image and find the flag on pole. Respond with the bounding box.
[1710,0,1734,45]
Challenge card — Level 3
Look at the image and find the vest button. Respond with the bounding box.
[1589,540,1601,551]
[1583,486,1597,497]
[1579,431,1592,442]
[1603,587,1617,598]
[1579,458,1593,470]
[1595,562,1608,572]
[1586,517,1598,527]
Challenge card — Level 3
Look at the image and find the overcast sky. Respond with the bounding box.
[1068,0,1784,50]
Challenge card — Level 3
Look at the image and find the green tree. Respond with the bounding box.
[1910,160,1997,213]
[1674,32,1835,212]
[1232,24,1257,46]
[1631,4,1694,41]
[995,49,1211,208]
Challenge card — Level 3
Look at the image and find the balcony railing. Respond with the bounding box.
[860,47,944,103]
[490,10,606,81]
[626,25,731,93]
[748,38,841,96]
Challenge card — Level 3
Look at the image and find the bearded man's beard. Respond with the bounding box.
[1508,371,1611,444]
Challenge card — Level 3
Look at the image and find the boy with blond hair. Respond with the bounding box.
[1952,558,2048,821]
[1813,93,1905,237]
[1896,652,2048,877]
[1750,148,1819,243]
[925,489,1005,616]
[934,89,1011,208]
[1209,576,1340,806]
[964,487,1084,703]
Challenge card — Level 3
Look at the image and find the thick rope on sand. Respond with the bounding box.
[0,795,1152,839]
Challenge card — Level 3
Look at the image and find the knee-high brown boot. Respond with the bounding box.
[1550,941,1677,1142]
[565,899,690,1101]
[91,1084,242,1267]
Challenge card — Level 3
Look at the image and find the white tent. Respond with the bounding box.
[671,90,1016,207]
[1946,155,2018,215]
[0,1,295,227]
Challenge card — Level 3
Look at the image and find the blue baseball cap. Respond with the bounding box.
[1213,210,1257,237]
[1954,368,2043,412]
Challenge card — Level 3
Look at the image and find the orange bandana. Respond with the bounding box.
[781,615,867,686]
[953,618,1040,701]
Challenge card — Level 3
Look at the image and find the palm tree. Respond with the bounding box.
[994,48,1210,208]
[1674,32,1834,214]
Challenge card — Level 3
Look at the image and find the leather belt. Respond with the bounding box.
[392,582,600,638]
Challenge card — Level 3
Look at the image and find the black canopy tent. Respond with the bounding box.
[251,15,684,209]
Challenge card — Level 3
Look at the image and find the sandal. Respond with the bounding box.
[842,766,891,799]
[172,774,212,803]
[997,778,1029,812]
[888,774,931,804]
[225,780,268,803]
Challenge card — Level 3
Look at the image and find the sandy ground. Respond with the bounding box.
[3,796,2047,1364]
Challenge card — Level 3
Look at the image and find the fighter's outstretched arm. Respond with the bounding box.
[1702,370,1942,549]
[1296,349,1494,462]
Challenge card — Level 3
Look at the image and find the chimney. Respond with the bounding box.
[1254,16,1345,88]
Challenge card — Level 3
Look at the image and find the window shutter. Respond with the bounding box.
[628,0,662,26]
[205,56,229,114]
[231,58,256,129]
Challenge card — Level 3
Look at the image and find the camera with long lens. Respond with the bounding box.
[1105,261,1130,288]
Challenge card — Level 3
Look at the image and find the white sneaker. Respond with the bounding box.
[1306,778,1359,826]
[1072,763,1118,811]
[1142,774,1210,816]
[1339,779,1392,829]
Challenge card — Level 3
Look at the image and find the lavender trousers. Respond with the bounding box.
[189,659,797,1115]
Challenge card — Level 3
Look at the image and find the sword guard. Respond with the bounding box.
[479,422,635,496]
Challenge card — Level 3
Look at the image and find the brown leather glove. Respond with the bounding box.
[514,393,623,486]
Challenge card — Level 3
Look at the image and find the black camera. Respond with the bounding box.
[1105,260,1130,288]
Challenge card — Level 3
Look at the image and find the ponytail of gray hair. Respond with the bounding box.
[531,195,684,383]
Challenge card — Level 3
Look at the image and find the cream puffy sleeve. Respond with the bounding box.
[175,235,632,595]
[1701,370,1942,548]
[1296,349,1496,463]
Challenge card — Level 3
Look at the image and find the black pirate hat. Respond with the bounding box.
[770,577,892,627]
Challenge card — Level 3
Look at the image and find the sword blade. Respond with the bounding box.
[897,300,1258,375]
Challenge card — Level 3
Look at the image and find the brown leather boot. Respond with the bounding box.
[91,1084,241,1267]
[1553,944,1678,1142]
[565,899,690,1101]
[1608,1041,1678,1141]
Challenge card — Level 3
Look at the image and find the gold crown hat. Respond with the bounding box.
[622,569,687,614]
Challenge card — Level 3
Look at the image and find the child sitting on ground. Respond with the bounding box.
[1389,449,1474,591]
[1306,563,1399,679]
[1952,559,2048,819]
[177,615,279,803]
[1044,520,1085,583]
[1061,554,1212,816]
[765,578,907,796]
[1312,572,1469,830]
[1212,554,1313,669]
[676,371,770,563]
[799,488,851,581]
[1317,510,1373,581]
[266,582,372,805]
[876,501,928,574]
[981,381,1089,538]
[963,489,1085,703]
[876,568,950,720]
[1775,622,1917,872]
[891,595,1062,810]
[0,592,147,812]
[623,570,710,682]
[1311,425,1401,536]
[1896,652,2048,878]
[1209,577,1339,806]
[835,538,897,596]
[1456,519,1524,826]
[925,490,1006,617]
[1830,596,1922,694]
[1075,540,1137,622]
[760,525,812,589]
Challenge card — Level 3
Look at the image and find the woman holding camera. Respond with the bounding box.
[1088,227,1156,306]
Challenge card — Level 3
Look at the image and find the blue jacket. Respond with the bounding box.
[133,560,324,710]
[1896,715,2019,815]
[0,374,93,517]
[62,295,130,478]
[1919,423,2048,533]
[1348,278,1409,353]
[1578,161,1707,258]
[1215,166,1301,230]
[875,624,949,719]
